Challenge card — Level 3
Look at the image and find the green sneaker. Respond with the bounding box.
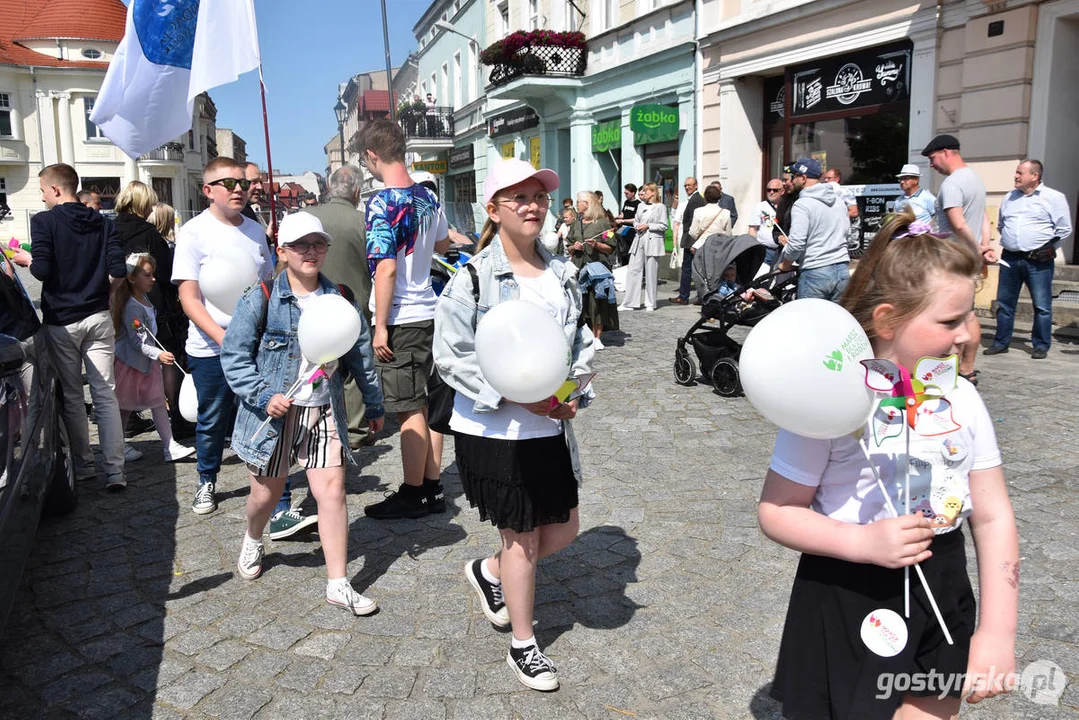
[268,508,319,540]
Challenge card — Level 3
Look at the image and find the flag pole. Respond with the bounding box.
[381,0,395,122]
[259,74,279,245]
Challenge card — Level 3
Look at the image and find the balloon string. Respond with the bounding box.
[139,323,189,377]
[858,438,954,646]
[247,360,313,442]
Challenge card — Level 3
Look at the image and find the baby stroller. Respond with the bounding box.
[673,233,798,396]
[430,242,475,296]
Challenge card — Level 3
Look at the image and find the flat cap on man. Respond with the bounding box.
[921,134,960,156]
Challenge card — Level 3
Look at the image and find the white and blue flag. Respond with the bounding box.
[91,0,260,159]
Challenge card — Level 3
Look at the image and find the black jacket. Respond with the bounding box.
[680,192,705,249]
[29,202,125,326]
[114,212,178,317]
[718,192,739,229]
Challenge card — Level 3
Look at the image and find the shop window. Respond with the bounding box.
[790,113,907,185]
[84,96,105,140]
[0,93,12,137]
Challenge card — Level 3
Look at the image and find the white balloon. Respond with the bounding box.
[199,245,259,315]
[475,300,571,403]
[739,298,874,439]
[297,293,362,365]
[179,374,198,423]
[540,232,560,254]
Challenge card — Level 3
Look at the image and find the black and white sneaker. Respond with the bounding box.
[464,560,510,627]
[363,484,428,519]
[507,644,559,691]
[424,479,446,514]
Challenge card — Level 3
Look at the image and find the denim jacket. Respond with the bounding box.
[432,236,594,484]
[220,271,385,469]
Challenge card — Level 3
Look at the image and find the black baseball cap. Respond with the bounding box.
[921,134,960,157]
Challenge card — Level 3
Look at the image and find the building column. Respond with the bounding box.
[123,155,138,186]
[36,91,58,167]
[677,87,696,189]
[619,107,643,188]
[9,104,22,142]
[908,30,937,168]
[569,110,594,197]
[56,92,74,165]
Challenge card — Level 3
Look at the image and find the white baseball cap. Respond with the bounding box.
[411,171,436,185]
[896,163,921,178]
[278,211,333,246]
[483,158,559,206]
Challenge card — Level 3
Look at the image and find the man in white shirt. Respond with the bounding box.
[173,157,273,516]
[985,159,1073,359]
[359,120,451,520]
[749,178,785,266]
[893,164,936,224]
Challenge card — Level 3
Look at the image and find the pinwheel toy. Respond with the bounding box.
[248,359,334,441]
[132,318,189,378]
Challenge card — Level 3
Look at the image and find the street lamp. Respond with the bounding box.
[334,97,347,169]
[435,20,481,103]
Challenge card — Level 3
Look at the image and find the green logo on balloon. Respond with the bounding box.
[822,350,844,372]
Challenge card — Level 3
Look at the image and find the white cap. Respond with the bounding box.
[483,158,559,206]
[896,163,921,178]
[411,171,436,185]
[278,211,332,246]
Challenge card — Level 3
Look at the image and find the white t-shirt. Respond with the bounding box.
[751,200,778,248]
[768,379,1001,535]
[364,185,448,325]
[450,268,568,440]
[171,210,273,358]
[291,287,333,407]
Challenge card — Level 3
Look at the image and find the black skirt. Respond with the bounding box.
[454,432,578,533]
[770,529,975,720]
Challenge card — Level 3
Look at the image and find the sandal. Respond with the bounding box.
[959,370,979,387]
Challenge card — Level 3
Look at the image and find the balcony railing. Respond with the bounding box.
[398,105,454,139]
[139,142,184,162]
[481,32,587,88]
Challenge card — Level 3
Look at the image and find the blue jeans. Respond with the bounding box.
[188,354,235,483]
[677,248,694,300]
[797,262,850,302]
[994,250,1055,351]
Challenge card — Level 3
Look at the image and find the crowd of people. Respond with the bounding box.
[3,120,1070,709]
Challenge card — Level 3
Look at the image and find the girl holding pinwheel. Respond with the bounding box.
[111,252,195,465]
[567,190,617,349]
[220,212,385,616]
[757,210,1019,719]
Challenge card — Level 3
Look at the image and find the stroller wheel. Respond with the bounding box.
[711,357,742,397]
[674,351,697,386]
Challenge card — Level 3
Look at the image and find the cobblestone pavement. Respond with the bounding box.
[1,284,1077,719]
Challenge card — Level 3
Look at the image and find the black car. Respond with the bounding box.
[0,256,76,631]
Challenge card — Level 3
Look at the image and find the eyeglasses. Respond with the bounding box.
[206,178,252,192]
[496,192,550,209]
[284,240,329,254]
[766,187,783,193]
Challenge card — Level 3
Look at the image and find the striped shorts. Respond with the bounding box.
[251,404,345,478]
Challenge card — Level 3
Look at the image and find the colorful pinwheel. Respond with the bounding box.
[861,355,962,446]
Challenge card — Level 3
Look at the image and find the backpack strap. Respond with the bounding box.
[337,283,356,304]
[465,264,479,304]
[256,280,271,338]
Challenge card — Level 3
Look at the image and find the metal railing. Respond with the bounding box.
[398,106,455,139]
[487,45,586,87]
[139,142,184,162]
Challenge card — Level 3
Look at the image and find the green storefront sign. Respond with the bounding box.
[630,104,679,145]
[591,119,621,153]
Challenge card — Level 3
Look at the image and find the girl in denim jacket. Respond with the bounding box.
[220,212,385,616]
[434,160,594,692]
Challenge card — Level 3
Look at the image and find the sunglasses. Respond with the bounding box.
[284,240,329,254]
[766,187,783,193]
[206,178,252,192]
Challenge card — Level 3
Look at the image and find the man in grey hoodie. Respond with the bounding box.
[777,157,851,301]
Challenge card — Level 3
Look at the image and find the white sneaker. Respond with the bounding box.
[326,581,378,616]
[237,535,264,580]
[617,304,636,311]
[593,337,605,351]
[644,306,656,312]
[164,440,195,462]
[123,444,143,462]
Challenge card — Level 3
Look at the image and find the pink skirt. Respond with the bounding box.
[114,359,165,412]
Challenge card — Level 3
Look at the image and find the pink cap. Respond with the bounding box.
[482,159,559,206]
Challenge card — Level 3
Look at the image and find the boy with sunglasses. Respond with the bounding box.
[173,157,274,516]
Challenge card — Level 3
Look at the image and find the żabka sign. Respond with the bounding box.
[630,104,679,145]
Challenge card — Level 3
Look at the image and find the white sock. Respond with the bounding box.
[511,635,537,650]
[480,559,500,585]
[245,533,262,545]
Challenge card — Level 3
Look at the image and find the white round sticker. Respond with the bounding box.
[860,608,908,657]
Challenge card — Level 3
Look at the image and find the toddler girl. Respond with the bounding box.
[758,211,1019,719]
[112,253,195,465]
